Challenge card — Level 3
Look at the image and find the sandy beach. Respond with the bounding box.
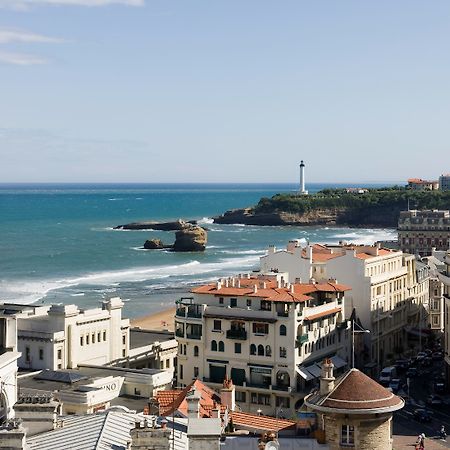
[130,307,176,331]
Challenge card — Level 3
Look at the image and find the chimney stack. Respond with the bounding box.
[186,387,202,419]
[319,358,335,396]
[220,375,236,412]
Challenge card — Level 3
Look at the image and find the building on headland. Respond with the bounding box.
[0,312,21,425]
[174,273,350,416]
[439,174,450,191]
[260,241,430,372]
[0,298,130,370]
[305,359,404,450]
[407,178,439,190]
[398,210,450,256]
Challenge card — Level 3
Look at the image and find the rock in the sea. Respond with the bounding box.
[115,219,194,231]
[173,226,207,252]
[143,239,165,249]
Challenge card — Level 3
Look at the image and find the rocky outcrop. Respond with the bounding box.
[173,226,207,252]
[143,239,165,249]
[213,207,400,227]
[115,219,195,231]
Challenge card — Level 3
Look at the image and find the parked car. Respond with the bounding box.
[422,357,433,367]
[416,352,427,361]
[434,381,445,394]
[425,349,433,357]
[389,378,401,393]
[432,352,444,361]
[427,395,443,406]
[406,367,419,378]
[413,408,433,423]
[395,359,409,371]
[380,366,397,386]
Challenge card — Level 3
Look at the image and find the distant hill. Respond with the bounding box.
[213,188,450,228]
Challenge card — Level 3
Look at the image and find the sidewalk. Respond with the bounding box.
[394,435,448,449]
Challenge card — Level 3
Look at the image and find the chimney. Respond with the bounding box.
[220,375,236,412]
[268,245,276,254]
[210,402,220,419]
[230,277,235,287]
[216,281,221,290]
[276,279,281,289]
[290,284,294,293]
[236,279,241,288]
[309,278,316,285]
[306,245,313,261]
[186,387,202,419]
[319,358,335,396]
[224,279,229,288]
[253,284,258,294]
[129,420,170,450]
[0,420,27,450]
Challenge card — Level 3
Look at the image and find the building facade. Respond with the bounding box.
[439,174,450,191]
[441,251,450,385]
[260,242,430,372]
[398,210,450,256]
[407,178,439,190]
[1,298,130,370]
[175,273,350,416]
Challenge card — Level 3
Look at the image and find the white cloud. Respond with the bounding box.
[0,0,144,9]
[0,28,64,44]
[0,50,47,65]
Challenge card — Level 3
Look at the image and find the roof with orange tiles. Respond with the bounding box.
[156,379,222,418]
[354,248,394,260]
[192,278,350,303]
[304,307,342,321]
[230,411,297,432]
[307,368,404,412]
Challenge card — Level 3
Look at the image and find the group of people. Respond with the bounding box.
[415,426,447,449]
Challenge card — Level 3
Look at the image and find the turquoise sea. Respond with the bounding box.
[0,183,396,318]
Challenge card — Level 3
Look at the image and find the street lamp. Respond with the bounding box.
[351,319,370,368]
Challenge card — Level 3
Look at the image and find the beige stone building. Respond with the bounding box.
[398,209,450,256]
[175,273,351,416]
[305,359,404,450]
[407,178,439,190]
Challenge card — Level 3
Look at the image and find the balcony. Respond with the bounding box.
[277,310,289,318]
[296,335,309,346]
[186,333,202,340]
[271,385,290,392]
[175,308,186,318]
[175,329,184,338]
[226,329,247,340]
[186,310,202,319]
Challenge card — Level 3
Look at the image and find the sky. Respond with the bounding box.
[0,1,449,184]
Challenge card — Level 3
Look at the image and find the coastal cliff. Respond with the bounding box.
[213,188,450,228]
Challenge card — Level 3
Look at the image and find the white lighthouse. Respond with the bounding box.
[299,160,308,195]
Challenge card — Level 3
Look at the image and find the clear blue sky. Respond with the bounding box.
[0,1,449,183]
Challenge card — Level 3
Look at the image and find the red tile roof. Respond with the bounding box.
[304,307,342,321]
[230,411,297,432]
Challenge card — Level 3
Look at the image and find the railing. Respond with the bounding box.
[271,385,290,392]
[277,311,289,317]
[186,333,202,340]
[175,308,186,318]
[226,329,247,340]
[296,335,309,345]
[246,382,271,389]
[186,309,202,319]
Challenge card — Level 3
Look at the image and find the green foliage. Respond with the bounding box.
[254,188,450,214]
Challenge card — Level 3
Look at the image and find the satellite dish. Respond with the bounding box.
[265,441,280,450]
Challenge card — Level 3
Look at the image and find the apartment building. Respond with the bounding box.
[439,174,450,191]
[260,242,430,371]
[407,178,439,190]
[174,273,350,416]
[441,251,450,385]
[1,298,129,370]
[398,210,450,256]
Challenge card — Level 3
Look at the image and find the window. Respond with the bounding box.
[92,333,96,344]
[251,393,271,405]
[57,349,62,360]
[219,297,224,305]
[98,332,101,342]
[194,345,199,357]
[57,363,62,369]
[180,364,184,379]
[230,298,237,308]
[265,345,272,357]
[253,323,269,335]
[213,320,222,331]
[122,335,126,345]
[103,331,107,341]
[276,396,290,408]
[341,425,355,446]
[279,325,287,336]
[236,391,246,402]
[194,367,199,378]
[134,388,141,396]
[39,348,44,360]
[211,340,218,351]
[218,341,225,352]
[250,344,256,355]
[234,343,241,354]
[86,334,90,345]
[25,347,30,362]
[260,300,272,311]
[246,299,252,307]
[166,359,170,369]
[258,344,264,356]
[280,347,287,358]
[80,336,84,346]
[183,344,187,355]
[122,349,126,357]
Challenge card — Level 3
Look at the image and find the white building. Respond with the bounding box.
[260,242,430,372]
[440,250,450,385]
[0,311,21,424]
[175,273,350,416]
[1,298,130,370]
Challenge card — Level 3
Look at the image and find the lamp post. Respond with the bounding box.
[352,319,370,368]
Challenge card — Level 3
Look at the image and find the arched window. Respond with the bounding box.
[280,325,287,336]
[265,345,272,357]
[194,345,199,357]
[258,344,264,356]
[211,340,217,351]
[218,341,225,352]
[250,344,256,355]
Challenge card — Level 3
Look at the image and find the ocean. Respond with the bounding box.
[0,183,396,319]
